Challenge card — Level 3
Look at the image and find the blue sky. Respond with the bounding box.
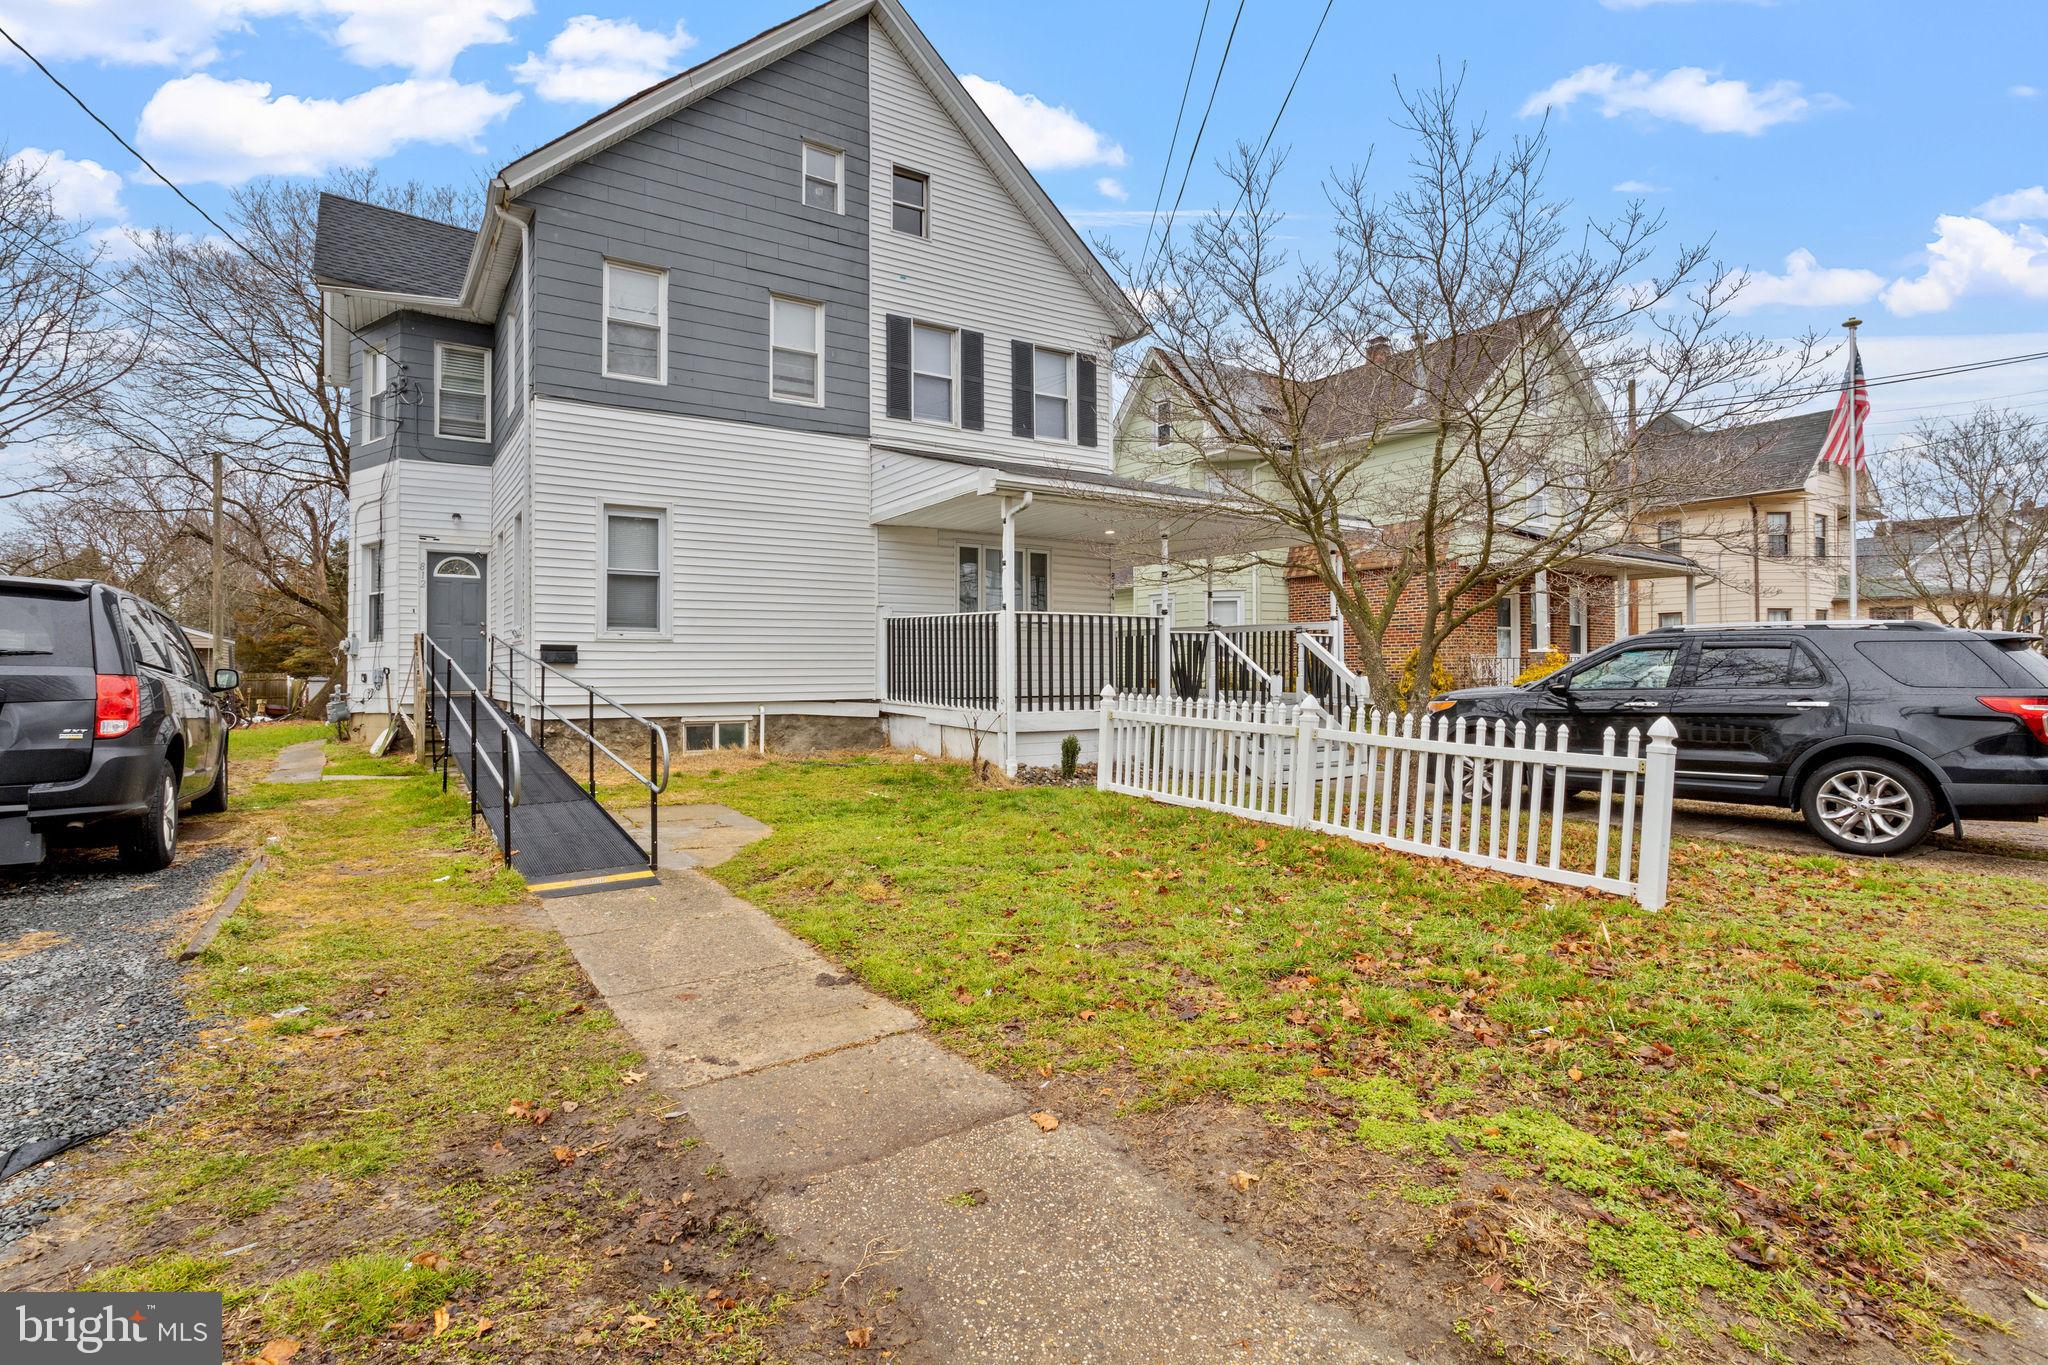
[4,0,2045,437]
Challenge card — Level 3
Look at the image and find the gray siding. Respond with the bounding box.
[349,311,500,472]
[493,263,526,440]
[521,17,870,437]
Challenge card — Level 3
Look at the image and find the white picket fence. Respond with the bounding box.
[1094,687,1679,909]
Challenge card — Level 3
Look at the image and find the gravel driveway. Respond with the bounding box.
[0,840,240,1247]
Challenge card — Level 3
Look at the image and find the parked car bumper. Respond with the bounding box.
[1946,778,2048,822]
[22,731,163,825]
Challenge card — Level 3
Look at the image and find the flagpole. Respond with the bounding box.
[1843,316,1862,618]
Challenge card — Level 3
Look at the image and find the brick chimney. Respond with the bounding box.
[1367,335,1392,365]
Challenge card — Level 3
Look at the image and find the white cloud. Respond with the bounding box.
[0,0,523,74]
[1095,176,1128,202]
[960,75,1125,171]
[1611,178,1668,193]
[1975,185,2048,221]
[1881,214,2048,317]
[511,14,695,104]
[320,0,531,77]
[7,148,125,222]
[2012,84,2040,99]
[1729,248,1883,314]
[1521,64,1824,135]
[137,73,519,183]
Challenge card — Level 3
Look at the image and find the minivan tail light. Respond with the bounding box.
[1977,695,2048,745]
[95,674,139,738]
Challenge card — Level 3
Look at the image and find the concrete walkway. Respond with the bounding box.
[553,805,1397,1363]
[264,740,326,784]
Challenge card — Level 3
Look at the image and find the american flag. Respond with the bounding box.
[1818,351,1870,469]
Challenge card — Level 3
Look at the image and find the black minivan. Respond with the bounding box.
[1431,620,2048,856]
[1,577,237,871]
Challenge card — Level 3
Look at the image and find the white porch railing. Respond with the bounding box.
[1095,689,1678,909]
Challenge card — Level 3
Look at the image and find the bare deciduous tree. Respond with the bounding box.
[1869,408,2048,629]
[0,150,147,495]
[1107,75,1826,709]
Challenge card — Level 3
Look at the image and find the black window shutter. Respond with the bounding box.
[1076,354,1099,447]
[1010,339,1033,438]
[960,331,984,430]
[884,314,911,420]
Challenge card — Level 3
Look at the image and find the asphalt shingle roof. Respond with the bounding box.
[1637,409,1833,503]
[312,193,475,297]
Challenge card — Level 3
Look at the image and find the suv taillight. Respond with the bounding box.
[95,674,139,738]
[1978,695,2048,745]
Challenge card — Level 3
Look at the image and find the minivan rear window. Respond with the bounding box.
[1854,640,2005,689]
[0,591,93,668]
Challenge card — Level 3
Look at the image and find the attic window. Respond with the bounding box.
[1153,397,1170,447]
[802,141,843,213]
[892,168,928,236]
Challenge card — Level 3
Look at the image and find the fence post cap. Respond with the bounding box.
[1100,683,1117,701]
[1297,695,1324,721]
[1647,716,1679,741]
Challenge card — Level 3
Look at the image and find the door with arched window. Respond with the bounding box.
[426,552,487,685]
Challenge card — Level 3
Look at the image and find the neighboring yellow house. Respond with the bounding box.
[1631,411,1875,627]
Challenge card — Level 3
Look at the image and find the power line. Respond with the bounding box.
[1148,0,1248,275]
[1216,0,1336,234]
[0,22,390,359]
[1138,0,1215,272]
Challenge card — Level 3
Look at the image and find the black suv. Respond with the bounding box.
[1,577,237,871]
[1431,621,2048,856]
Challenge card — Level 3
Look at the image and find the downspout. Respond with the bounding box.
[496,202,535,651]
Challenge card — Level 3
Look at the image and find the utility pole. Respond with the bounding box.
[210,450,226,670]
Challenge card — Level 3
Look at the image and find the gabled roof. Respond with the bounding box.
[1637,409,1834,503]
[311,194,475,296]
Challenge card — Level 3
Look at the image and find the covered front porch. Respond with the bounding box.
[1452,544,1705,687]
[872,448,1322,773]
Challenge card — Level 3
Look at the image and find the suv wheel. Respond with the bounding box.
[1800,756,1934,856]
[119,760,180,871]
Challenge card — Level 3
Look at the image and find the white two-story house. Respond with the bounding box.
[317,0,1269,772]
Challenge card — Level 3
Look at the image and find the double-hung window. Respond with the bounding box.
[1765,511,1791,558]
[1153,397,1171,447]
[801,141,843,212]
[1566,593,1588,654]
[603,261,665,382]
[1032,347,1071,441]
[361,347,389,442]
[957,546,1048,611]
[911,323,954,423]
[604,508,664,633]
[435,343,489,442]
[1813,512,1829,560]
[363,543,384,642]
[891,168,929,236]
[770,297,824,404]
[1656,519,1681,553]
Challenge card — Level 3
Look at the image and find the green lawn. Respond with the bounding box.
[660,755,2048,1356]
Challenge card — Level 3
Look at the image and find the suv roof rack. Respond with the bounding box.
[1642,619,1947,632]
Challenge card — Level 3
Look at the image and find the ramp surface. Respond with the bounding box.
[431,690,654,896]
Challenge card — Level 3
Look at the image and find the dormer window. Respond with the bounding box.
[802,141,843,213]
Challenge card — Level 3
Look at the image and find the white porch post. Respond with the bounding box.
[1616,574,1631,641]
[999,494,1031,777]
[1532,569,1551,652]
[1685,573,1698,625]
[1329,540,1346,668]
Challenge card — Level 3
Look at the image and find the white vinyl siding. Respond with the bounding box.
[802,141,844,212]
[347,458,491,715]
[528,398,876,706]
[877,524,1109,617]
[603,260,666,383]
[770,296,824,404]
[435,343,490,442]
[604,508,666,634]
[867,19,1116,470]
[911,323,954,424]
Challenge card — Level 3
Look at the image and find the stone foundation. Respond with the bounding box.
[528,713,887,780]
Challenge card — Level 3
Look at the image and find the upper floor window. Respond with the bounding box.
[1765,510,1791,558]
[1153,397,1171,447]
[1656,519,1681,552]
[802,141,843,213]
[435,343,490,442]
[770,296,824,404]
[363,543,384,642]
[603,260,665,383]
[1813,512,1829,559]
[361,347,390,442]
[912,323,954,424]
[1033,346,1070,441]
[892,168,929,236]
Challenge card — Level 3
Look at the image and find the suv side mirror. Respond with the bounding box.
[212,667,240,692]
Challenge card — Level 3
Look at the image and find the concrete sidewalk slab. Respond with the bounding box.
[608,956,918,1090]
[567,911,819,998]
[765,1112,1390,1363]
[616,803,769,869]
[544,864,750,938]
[680,1031,1026,1180]
[265,741,325,784]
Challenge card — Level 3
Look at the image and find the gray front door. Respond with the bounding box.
[426,553,487,686]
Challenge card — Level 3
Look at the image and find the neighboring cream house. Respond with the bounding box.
[1631,411,1872,628]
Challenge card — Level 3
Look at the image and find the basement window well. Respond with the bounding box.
[683,721,751,752]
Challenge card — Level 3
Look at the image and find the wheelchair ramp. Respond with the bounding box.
[431,689,656,898]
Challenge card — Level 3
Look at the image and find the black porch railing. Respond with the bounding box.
[1015,611,1162,710]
